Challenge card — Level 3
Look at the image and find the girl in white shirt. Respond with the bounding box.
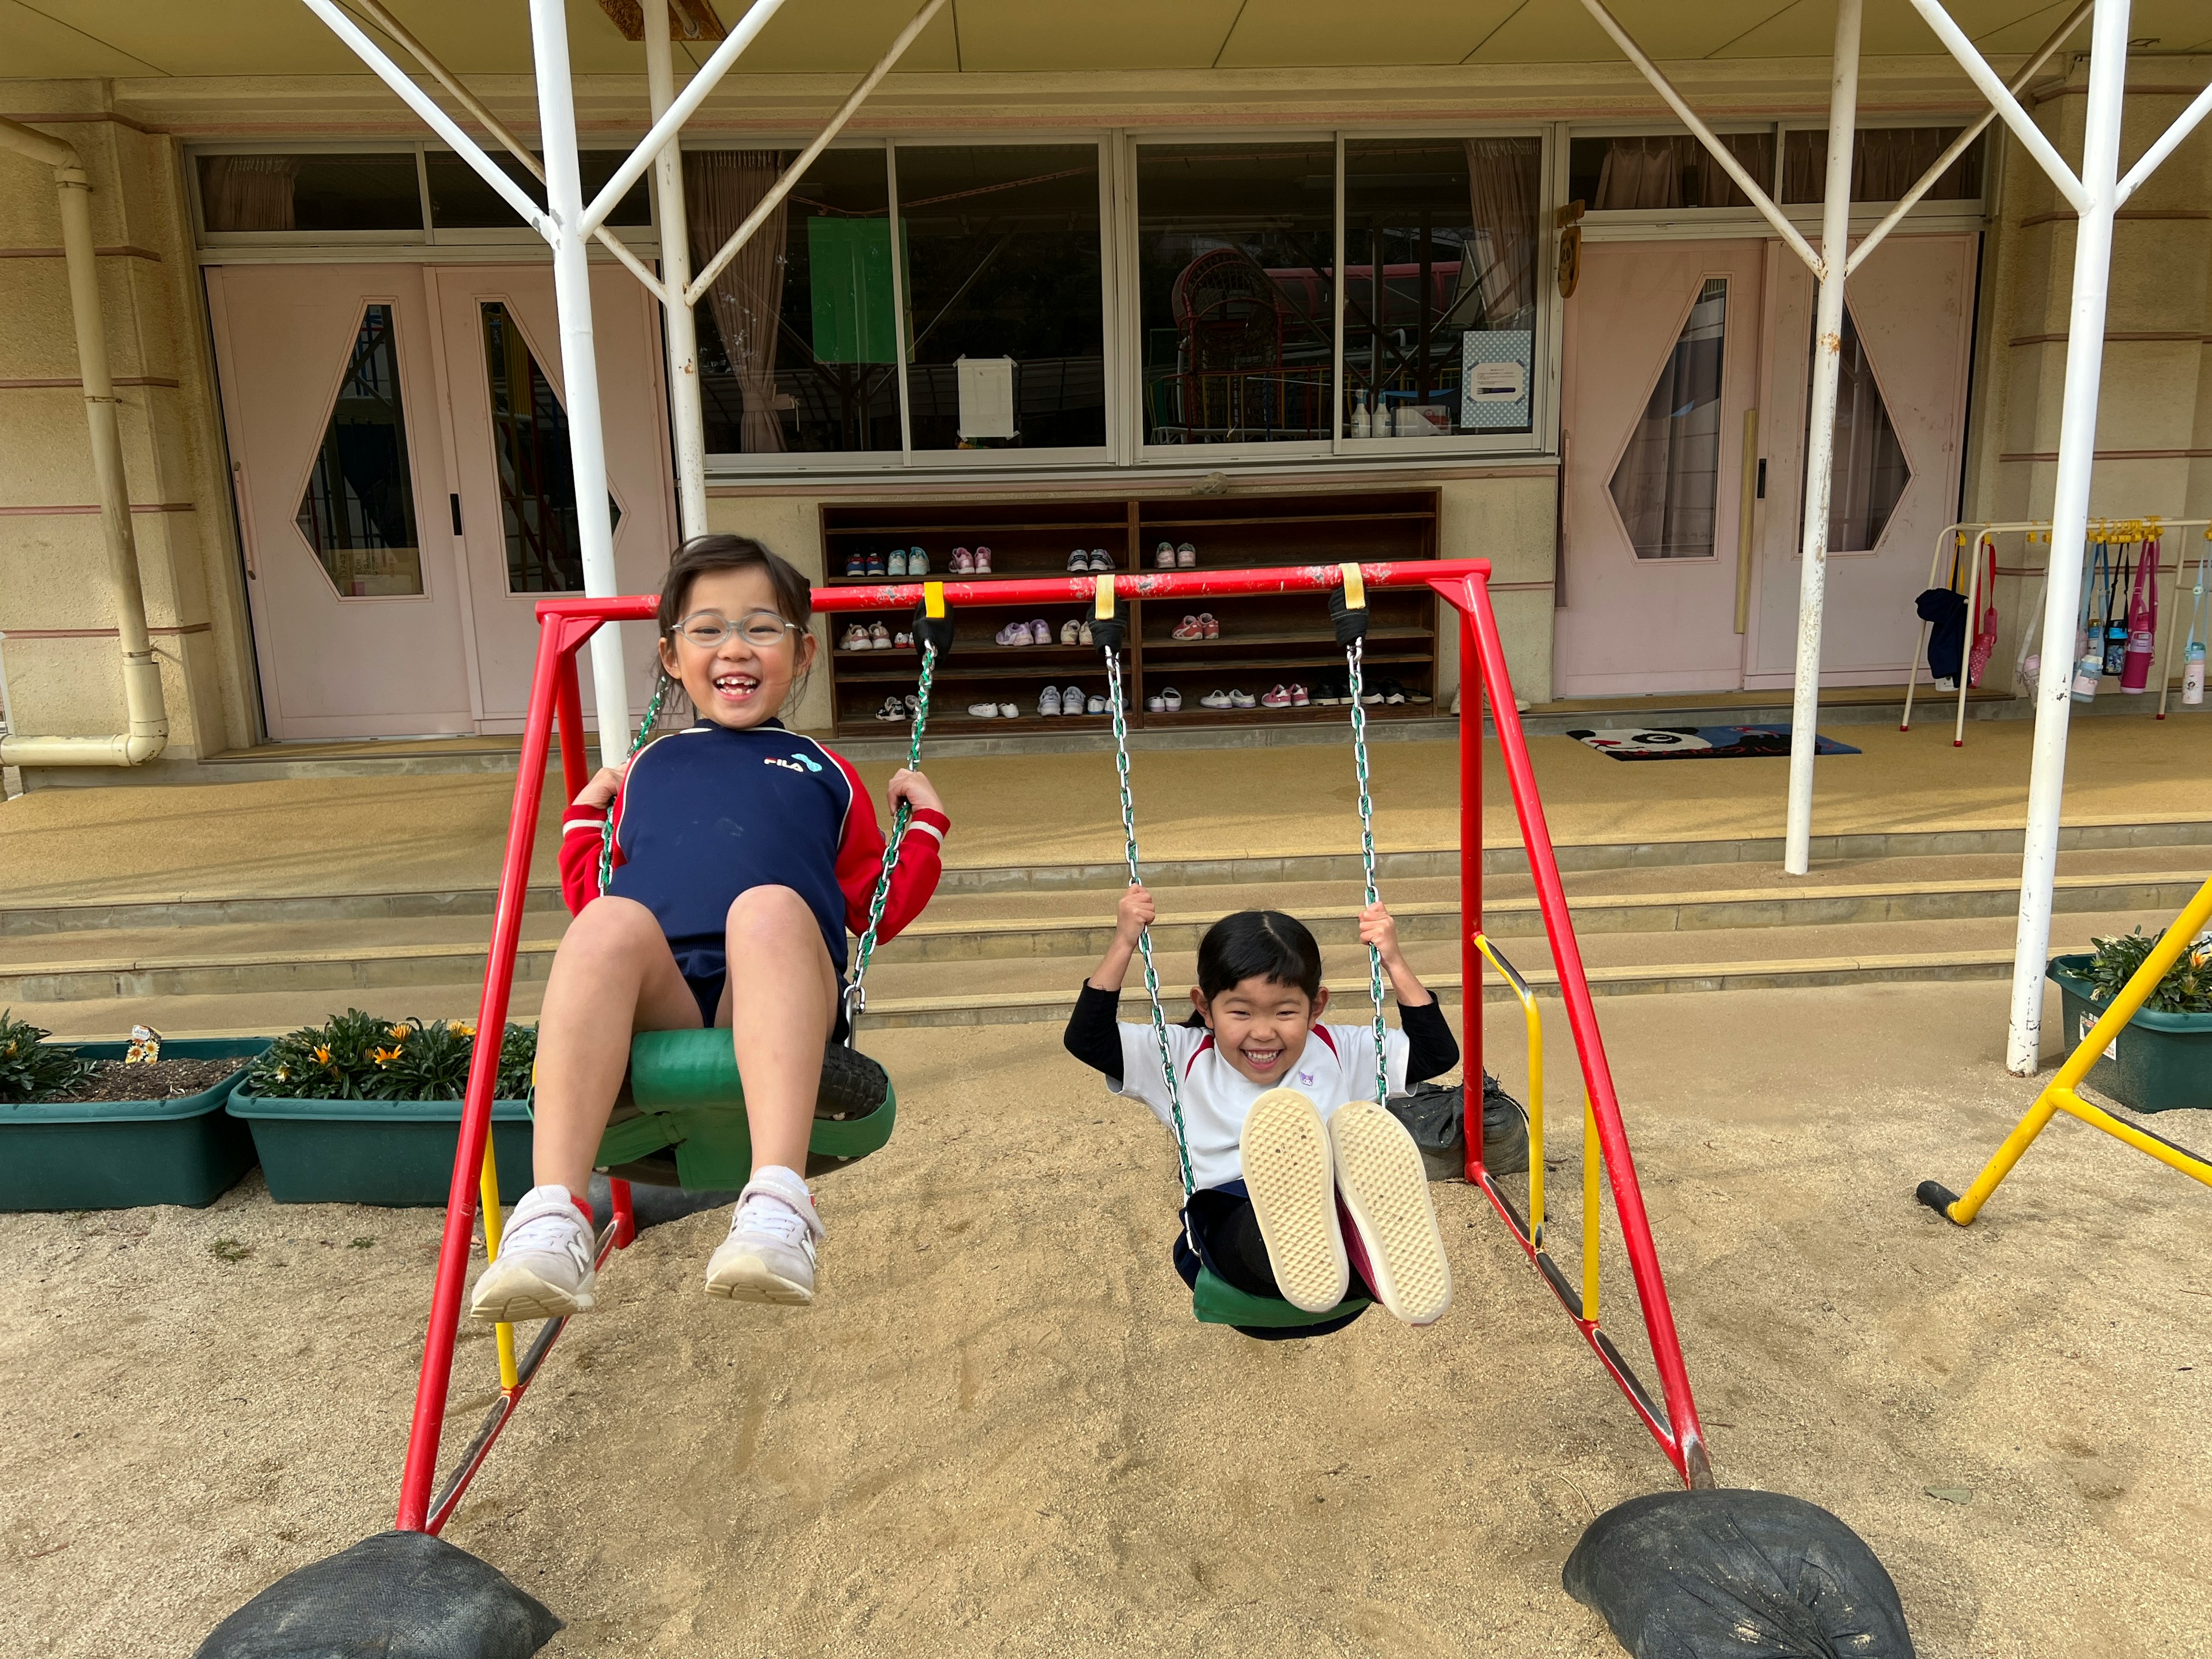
[1065,891,1457,1334]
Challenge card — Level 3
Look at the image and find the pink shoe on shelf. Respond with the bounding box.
[974,546,994,574]
[952,547,974,574]
[1153,541,1176,570]
[1260,685,1293,709]
[1171,615,1204,641]
[1198,612,1219,639]
[1290,683,1310,707]
[1177,542,1198,569]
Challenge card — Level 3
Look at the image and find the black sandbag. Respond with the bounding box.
[1386,1074,1530,1179]
[1564,1488,1914,1659]
[196,1530,562,1659]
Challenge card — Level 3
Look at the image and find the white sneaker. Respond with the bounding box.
[888,548,908,577]
[469,1185,596,1322]
[1086,693,1108,714]
[1200,688,1234,709]
[908,546,929,575]
[1039,685,1063,717]
[1089,549,1113,573]
[1161,687,1182,712]
[1230,689,1256,709]
[1067,548,1090,572]
[1079,622,1094,647]
[1146,694,1166,713]
[1177,542,1198,569]
[705,1167,822,1305]
[968,701,999,718]
[998,700,1018,718]
[1060,619,1081,645]
[1062,684,1084,714]
[1154,541,1176,570]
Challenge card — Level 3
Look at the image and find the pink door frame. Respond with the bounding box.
[1744,233,1978,688]
[207,264,474,740]
[1553,240,1767,699]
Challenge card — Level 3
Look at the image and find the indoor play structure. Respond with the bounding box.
[396,558,1713,1536]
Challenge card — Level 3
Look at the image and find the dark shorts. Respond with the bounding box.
[679,962,850,1044]
[1172,1179,1369,1342]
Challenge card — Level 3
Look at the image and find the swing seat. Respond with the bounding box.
[593,1028,896,1189]
[1191,1266,1371,1329]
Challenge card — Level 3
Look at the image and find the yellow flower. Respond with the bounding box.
[388,1024,411,1041]
[370,1046,402,1065]
[449,1021,475,1038]
[312,1045,332,1065]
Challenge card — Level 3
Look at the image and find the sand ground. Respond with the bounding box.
[5,979,2209,1658]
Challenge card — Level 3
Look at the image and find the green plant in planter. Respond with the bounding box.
[247,1010,537,1101]
[2084,927,2212,1015]
[0,1010,99,1105]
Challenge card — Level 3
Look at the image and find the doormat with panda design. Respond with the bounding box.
[1565,725,1862,761]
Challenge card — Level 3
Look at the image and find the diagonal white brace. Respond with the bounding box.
[1846,0,2091,276]
[300,0,550,236]
[581,0,793,236]
[1575,0,1825,278]
[2116,77,2212,204]
[684,0,949,307]
[341,0,667,303]
[1905,0,2088,212]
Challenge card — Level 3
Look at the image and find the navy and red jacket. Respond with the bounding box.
[558,719,950,987]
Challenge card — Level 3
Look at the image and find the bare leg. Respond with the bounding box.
[532,895,701,1195]
[721,885,840,1175]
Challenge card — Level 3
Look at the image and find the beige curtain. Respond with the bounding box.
[686,150,790,454]
[1464,138,1540,321]
[202,156,300,232]
[1594,137,1684,211]
[1783,128,1975,204]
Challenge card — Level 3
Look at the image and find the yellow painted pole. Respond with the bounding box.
[1937,873,2212,1224]
[1582,1089,1601,1324]
[1474,934,1543,1238]
[2052,1088,2212,1187]
[478,1136,519,1392]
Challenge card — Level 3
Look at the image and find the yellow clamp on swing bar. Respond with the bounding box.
[923,579,945,619]
[476,1137,518,1392]
[1339,562,1367,609]
[1471,933,1543,1238]
[1095,573,1116,618]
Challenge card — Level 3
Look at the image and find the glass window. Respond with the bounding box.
[895,145,1104,452]
[1781,128,1983,203]
[480,302,619,594]
[692,149,902,456]
[1812,306,1911,552]
[296,304,423,597]
[199,153,422,233]
[1609,278,1728,560]
[1135,142,1336,446]
[426,150,652,229]
[1567,133,1774,211]
[1343,138,1539,441]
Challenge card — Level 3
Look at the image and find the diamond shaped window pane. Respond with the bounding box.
[481,302,620,596]
[1817,307,1911,552]
[295,303,424,597]
[1609,278,1728,560]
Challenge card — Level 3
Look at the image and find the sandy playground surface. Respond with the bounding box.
[5,980,2209,1658]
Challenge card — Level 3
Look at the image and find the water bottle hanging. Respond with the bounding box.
[2119,538,2160,694]
[2071,543,2108,703]
[2101,544,2131,678]
[2184,544,2209,707]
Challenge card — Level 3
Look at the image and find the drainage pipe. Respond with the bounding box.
[0,115,168,768]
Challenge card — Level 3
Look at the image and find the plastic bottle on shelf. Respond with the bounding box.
[1350,399,1370,440]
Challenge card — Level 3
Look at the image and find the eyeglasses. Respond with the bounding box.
[669,609,801,650]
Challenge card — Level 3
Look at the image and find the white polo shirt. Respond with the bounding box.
[1112,1019,1410,1192]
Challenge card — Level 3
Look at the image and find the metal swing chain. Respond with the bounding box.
[1343,634,1391,1110]
[1104,642,1196,1206]
[846,641,938,1039]
[595,675,671,894]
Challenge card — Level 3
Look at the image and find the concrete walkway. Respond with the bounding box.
[3,715,2209,909]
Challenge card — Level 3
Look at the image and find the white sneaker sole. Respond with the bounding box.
[1238,1088,1349,1312]
[704,1251,816,1306]
[1330,1099,1452,1325]
[469,1264,594,1323]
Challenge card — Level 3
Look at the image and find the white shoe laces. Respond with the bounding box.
[734,1194,812,1248]
[504,1193,588,1257]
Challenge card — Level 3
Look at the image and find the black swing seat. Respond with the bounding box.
[593,1028,896,1188]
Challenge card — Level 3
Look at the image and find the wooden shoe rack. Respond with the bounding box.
[820,488,1440,735]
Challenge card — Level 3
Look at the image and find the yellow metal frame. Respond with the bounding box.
[477,1139,519,1391]
[1929,873,2212,1225]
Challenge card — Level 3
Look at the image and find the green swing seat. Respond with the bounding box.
[593,1027,897,1188]
[1191,1267,1370,1328]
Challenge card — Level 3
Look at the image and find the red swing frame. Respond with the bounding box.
[395,559,1711,1533]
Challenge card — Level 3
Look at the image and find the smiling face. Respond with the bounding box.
[658,564,815,730]
[1192,973,1332,1086]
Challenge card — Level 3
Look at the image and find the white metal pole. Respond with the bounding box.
[2006,1,2132,1074]
[645,2,708,540]
[528,0,630,765]
[1781,0,1862,876]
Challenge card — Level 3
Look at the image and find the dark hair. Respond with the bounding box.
[653,535,816,719]
[1188,910,1324,1025]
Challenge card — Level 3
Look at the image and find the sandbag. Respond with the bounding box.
[1564,1488,1914,1659]
[196,1531,561,1659]
[1386,1074,1531,1179]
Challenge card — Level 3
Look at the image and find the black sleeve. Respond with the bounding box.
[1400,997,1460,1085]
[1064,982,1125,1084]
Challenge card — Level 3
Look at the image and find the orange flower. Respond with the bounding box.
[448,1021,476,1038]
[312,1045,333,1065]
[388,1023,411,1041]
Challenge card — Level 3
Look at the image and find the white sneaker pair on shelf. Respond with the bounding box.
[887,547,929,577]
[840,622,893,651]
[967,700,1021,719]
[995,618,1054,647]
[1065,548,1114,573]
[468,1171,823,1321]
[873,694,920,722]
[1238,1090,1450,1324]
[1039,684,1100,716]
[1168,613,1220,641]
[950,547,994,574]
[1144,687,1184,713]
[1199,688,1257,710]
[1152,541,1198,570]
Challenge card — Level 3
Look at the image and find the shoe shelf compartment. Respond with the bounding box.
[820,489,1438,735]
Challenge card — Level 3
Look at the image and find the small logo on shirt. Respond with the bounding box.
[1296,1070,1317,1086]
[789,751,824,772]
[764,756,812,775]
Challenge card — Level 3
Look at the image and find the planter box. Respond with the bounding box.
[1,1037,268,1212]
[2048,955,2212,1115]
[228,1092,533,1207]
